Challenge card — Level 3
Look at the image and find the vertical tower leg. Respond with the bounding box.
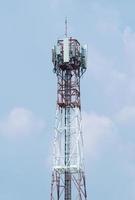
[65,171,71,200]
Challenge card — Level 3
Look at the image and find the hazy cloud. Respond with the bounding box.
[82,111,113,158]
[0,107,45,137]
[116,106,135,126]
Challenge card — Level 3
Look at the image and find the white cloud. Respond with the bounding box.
[87,23,135,110]
[84,4,135,110]
[87,45,128,110]
[88,46,127,82]
[116,106,135,125]
[82,112,113,158]
[81,110,135,197]
[0,107,45,137]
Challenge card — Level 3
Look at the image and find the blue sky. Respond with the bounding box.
[0,0,135,199]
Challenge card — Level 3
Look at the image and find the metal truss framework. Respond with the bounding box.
[51,170,87,200]
[51,37,87,200]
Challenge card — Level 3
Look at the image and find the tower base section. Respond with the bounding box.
[50,169,87,200]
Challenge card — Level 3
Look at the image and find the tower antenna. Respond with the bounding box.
[65,17,68,37]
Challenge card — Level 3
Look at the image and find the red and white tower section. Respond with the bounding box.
[51,33,87,200]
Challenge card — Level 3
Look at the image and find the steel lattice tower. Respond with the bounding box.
[51,24,87,200]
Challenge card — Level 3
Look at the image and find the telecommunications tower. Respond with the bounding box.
[51,21,87,200]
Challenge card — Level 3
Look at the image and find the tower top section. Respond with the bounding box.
[52,34,87,77]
